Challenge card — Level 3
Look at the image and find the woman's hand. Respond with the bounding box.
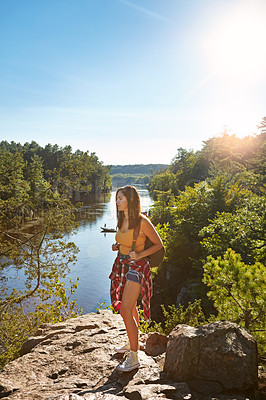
[112,243,120,251]
[129,251,140,261]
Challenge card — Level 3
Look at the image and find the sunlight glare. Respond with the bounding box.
[208,2,266,83]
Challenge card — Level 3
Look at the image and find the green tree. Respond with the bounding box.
[171,181,215,239]
[169,147,204,190]
[25,154,50,200]
[148,182,219,307]
[202,249,265,355]
[0,150,28,202]
[149,171,178,197]
[257,116,266,134]
[0,150,30,227]
[247,120,266,180]
[200,132,248,174]
[0,198,81,368]
[149,190,174,225]
[200,194,265,264]
[0,141,112,199]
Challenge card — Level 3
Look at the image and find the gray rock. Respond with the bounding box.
[188,380,223,396]
[145,332,168,356]
[164,321,258,393]
[176,284,200,308]
[124,382,191,400]
[0,382,19,398]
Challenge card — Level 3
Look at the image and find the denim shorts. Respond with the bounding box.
[126,267,141,284]
[118,252,141,284]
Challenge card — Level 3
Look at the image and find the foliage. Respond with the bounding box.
[0,197,82,368]
[0,140,112,368]
[169,148,206,190]
[257,117,266,134]
[147,122,266,362]
[149,190,175,224]
[0,141,112,199]
[231,170,265,197]
[149,171,179,197]
[0,277,81,368]
[248,122,266,180]
[202,248,265,356]
[200,194,265,264]
[171,181,215,238]
[96,299,116,313]
[149,124,266,199]
[138,300,207,335]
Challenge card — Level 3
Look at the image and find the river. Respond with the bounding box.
[66,186,153,313]
[1,186,153,314]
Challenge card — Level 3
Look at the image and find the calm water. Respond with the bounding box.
[66,186,153,313]
[2,187,153,313]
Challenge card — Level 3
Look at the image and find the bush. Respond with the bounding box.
[203,248,266,359]
[139,299,207,335]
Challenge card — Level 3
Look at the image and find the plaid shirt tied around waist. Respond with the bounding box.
[109,255,153,324]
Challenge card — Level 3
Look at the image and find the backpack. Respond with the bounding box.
[132,222,165,268]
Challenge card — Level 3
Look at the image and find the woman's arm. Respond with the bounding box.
[129,216,163,261]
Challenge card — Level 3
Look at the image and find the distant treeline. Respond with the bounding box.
[110,164,168,186]
[110,164,168,175]
[0,140,112,227]
[0,140,112,196]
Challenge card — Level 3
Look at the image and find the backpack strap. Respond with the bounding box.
[132,223,141,251]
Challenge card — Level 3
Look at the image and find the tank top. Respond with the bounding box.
[115,228,146,255]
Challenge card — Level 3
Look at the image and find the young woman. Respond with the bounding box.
[109,185,163,372]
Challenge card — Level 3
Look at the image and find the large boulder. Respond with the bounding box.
[164,321,258,394]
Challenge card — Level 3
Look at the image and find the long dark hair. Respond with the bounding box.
[116,185,141,229]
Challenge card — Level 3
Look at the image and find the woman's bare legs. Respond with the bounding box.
[120,280,141,352]
[133,303,139,326]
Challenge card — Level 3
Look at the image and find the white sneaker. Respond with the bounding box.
[114,342,139,354]
[116,350,140,372]
[114,342,130,354]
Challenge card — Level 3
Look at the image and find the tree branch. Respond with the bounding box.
[0,228,47,310]
[251,243,266,250]
[0,228,47,257]
[225,285,246,314]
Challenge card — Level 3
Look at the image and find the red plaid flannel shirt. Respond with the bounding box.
[109,255,153,324]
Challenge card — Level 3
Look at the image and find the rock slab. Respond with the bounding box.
[0,313,260,400]
[0,311,191,400]
[164,320,258,393]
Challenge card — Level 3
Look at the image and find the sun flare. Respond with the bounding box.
[207,1,266,82]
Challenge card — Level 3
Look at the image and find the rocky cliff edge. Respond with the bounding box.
[0,310,264,400]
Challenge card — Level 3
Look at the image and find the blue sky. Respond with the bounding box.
[1,0,266,165]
